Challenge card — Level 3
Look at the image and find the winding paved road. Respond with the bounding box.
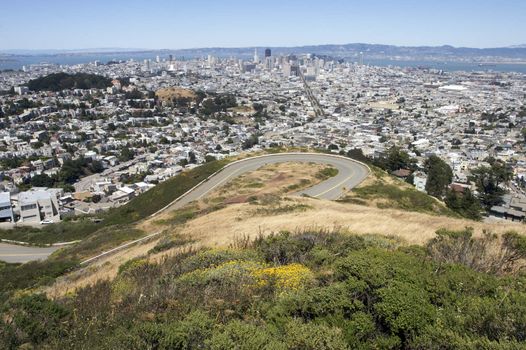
[167,153,369,208]
[0,243,60,264]
[0,153,369,264]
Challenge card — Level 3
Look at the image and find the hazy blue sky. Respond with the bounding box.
[0,0,524,50]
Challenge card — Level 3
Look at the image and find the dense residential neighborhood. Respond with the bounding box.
[0,52,525,225]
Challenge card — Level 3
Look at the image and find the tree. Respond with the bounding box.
[58,160,84,184]
[27,72,111,92]
[424,155,453,198]
[346,148,369,163]
[242,134,259,150]
[374,146,416,172]
[445,189,482,220]
[470,160,512,209]
[119,148,135,162]
[188,151,197,164]
[31,141,44,149]
[30,174,55,188]
[88,160,104,174]
[205,155,216,163]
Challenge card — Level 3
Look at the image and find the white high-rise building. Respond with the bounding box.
[265,57,273,70]
[254,48,259,63]
[208,54,216,66]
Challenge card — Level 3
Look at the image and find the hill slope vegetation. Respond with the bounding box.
[27,72,112,91]
[2,229,526,349]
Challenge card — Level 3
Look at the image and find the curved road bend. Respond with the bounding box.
[0,243,60,264]
[0,153,369,264]
[171,153,369,207]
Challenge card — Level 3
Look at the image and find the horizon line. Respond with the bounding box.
[1,42,526,54]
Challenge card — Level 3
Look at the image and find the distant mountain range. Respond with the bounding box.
[2,43,526,62]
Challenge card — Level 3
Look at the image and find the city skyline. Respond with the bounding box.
[1,0,525,50]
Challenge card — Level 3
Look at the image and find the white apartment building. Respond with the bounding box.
[18,190,60,224]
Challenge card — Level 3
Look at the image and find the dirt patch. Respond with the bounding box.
[223,195,250,204]
[270,172,288,183]
[156,87,197,102]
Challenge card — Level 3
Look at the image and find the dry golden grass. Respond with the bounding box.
[181,197,526,247]
[155,87,196,101]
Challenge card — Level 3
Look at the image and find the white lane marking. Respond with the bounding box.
[312,173,353,198]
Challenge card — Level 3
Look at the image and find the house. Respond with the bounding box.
[450,183,469,194]
[489,194,526,222]
[391,169,412,179]
[412,171,427,192]
[0,192,14,223]
[91,179,116,194]
[103,155,119,167]
[109,186,135,204]
[18,190,60,224]
[134,182,154,194]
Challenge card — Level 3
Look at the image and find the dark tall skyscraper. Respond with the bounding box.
[265,48,271,57]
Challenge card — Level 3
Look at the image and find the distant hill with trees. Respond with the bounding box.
[27,72,112,91]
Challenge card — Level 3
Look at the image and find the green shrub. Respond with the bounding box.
[0,218,99,245]
[272,282,366,321]
[208,320,284,350]
[0,259,77,302]
[160,310,214,349]
[253,231,318,264]
[283,318,350,350]
[315,167,339,180]
[53,225,144,261]
[374,280,436,337]
[5,229,526,349]
[253,204,312,216]
[176,248,261,274]
[149,234,194,254]
[2,294,70,347]
[352,181,458,217]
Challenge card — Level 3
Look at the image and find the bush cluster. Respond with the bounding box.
[2,229,526,349]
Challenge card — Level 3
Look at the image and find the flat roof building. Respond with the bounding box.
[0,192,14,223]
[18,190,60,224]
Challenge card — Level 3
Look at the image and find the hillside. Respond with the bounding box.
[2,155,526,349]
[27,72,112,91]
[155,87,197,104]
[5,228,526,349]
